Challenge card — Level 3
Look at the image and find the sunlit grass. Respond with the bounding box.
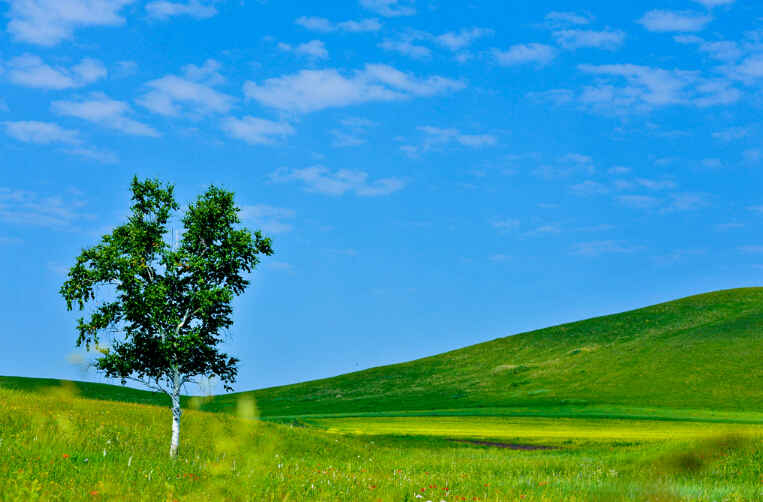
[3,387,763,501]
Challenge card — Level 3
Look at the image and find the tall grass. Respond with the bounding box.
[2,387,763,501]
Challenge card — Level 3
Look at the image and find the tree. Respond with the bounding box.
[60,176,273,459]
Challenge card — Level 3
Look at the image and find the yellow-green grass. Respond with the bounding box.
[310,416,763,446]
[4,386,763,501]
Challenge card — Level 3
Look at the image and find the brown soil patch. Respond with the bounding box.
[447,439,559,450]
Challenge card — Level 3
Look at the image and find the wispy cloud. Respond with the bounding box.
[294,16,382,33]
[401,126,496,157]
[379,38,431,59]
[64,147,119,164]
[278,40,329,59]
[5,0,134,46]
[146,0,218,20]
[137,60,235,117]
[359,0,415,17]
[738,245,763,254]
[220,116,294,145]
[239,204,296,234]
[0,187,96,229]
[575,63,741,112]
[553,29,626,51]
[491,218,521,234]
[243,64,464,114]
[544,11,595,29]
[637,10,713,33]
[568,180,609,196]
[4,121,80,144]
[52,93,160,137]
[436,28,493,51]
[568,240,643,257]
[270,166,407,196]
[5,54,106,90]
[492,44,557,66]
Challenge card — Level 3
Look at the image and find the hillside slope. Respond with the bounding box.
[219,288,763,417]
[3,288,762,418]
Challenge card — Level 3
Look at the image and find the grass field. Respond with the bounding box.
[3,386,763,501]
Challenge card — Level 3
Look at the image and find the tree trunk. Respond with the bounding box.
[169,369,181,459]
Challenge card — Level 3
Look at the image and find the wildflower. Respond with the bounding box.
[62,454,69,459]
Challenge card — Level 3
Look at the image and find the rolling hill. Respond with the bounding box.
[3,287,763,420]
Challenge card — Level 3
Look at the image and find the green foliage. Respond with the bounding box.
[59,176,273,393]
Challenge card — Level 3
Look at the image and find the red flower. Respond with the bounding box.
[90,491,99,496]
[62,454,70,459]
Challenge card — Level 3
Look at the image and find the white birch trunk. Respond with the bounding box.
[169,368,181,459]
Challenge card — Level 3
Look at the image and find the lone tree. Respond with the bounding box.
[61,176,273,459]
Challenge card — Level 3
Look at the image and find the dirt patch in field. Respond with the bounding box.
[447,439,559,450]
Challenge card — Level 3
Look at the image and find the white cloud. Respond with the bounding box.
[239,204,296,234]
[401,126,496,156]
[691,0,735,8]
[616,195,662,208]
[146,0,217,20]
[5,54,106,90]
[220,116,294,145]
[738,245,763,254]
[3,120,80,144]
[278,40,329,59]
[569,180,609,196]
[577,63,741,112]
[492,44,557,66]
[379,39,431,59]
[544,11,595,29]
[330,130,365,147]
[436,27,493,51]
[5,0,134,46]
[270,166,407,196]
[637,10,713,33]
[243,64,464,114]
[491,218,520,233]
[137,60,234,117]
[0,187,96,228]
[635,178,675,190]
[553,29,626,51]
[674,35,742,62]
[569,240,642,257]
[667,193,711,212]
[457,134,497,147]
[52,93,160,137]
[748,205,763,213]
[294,16,382,33]
[711,127,747,141]
[359,0,415,17]
[63,147,118,164]
[608,166,631,174]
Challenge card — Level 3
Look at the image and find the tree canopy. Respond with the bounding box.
[61,176,273,457]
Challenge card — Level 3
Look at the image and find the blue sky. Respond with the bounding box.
[1,0,762,392]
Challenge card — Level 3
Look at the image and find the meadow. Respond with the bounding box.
[3,385,763,502]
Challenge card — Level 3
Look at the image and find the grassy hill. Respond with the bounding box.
[3,287,763,419]
[224,287,763,418]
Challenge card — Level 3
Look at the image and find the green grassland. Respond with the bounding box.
[3,386,763,502]
[214,287,763,419]
[3,287,763,500]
